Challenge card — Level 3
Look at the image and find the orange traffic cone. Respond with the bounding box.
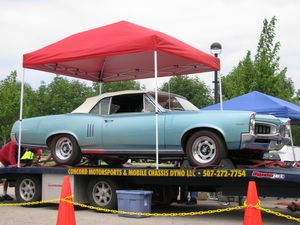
[56,176,76,225]
[243,181,262,225]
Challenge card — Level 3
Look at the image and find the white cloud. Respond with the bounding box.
[1,0,300,92]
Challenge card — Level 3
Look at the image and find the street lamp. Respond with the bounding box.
[210,42,222,104]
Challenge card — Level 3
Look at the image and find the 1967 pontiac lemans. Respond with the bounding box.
[11,90,291,167]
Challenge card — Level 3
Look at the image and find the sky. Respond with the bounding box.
[1,0,300,92]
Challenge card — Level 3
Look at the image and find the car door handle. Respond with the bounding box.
[104,119,114,123]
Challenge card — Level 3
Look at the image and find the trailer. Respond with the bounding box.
[0,163,299,209]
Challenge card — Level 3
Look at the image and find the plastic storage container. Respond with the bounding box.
[116,190,153,218]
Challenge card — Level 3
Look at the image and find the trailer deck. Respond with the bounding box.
[1,165,299,202]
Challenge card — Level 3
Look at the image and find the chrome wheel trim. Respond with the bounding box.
[92,181,112,207]
[192,136,217,164]
[55,137,73,160]
[20,179,35,201]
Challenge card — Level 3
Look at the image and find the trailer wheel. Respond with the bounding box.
[88,178,119,210]
[186,130,226,167]
[153,186,176,206]
[51,134,82,165]
[15,175,41,204]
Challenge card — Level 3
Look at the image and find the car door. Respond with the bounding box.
[102,94,165,152]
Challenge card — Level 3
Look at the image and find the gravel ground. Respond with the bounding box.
[0,187,299,225]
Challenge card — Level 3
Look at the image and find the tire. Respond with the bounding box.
[153,186,176,206]
[15,175,41,204]
[50,134,82,165]
[103,158,128,166]
[186,130,226,167]
[88,178,119,210]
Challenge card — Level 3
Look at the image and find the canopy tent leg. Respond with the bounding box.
[154,51,159,169]
[218,70,223,111]
[289,128,296,162]
[99,59,106,95]
[99,83,103,95]
[17,69,25,168]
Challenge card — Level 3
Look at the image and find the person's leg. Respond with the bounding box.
[2,180,13,200]
[186,192,198,205]
[191,192,198,199]
[3,180,8,196]
[0,162,8,196]
[0,179,5,201]
[0,163,14,201]
[0,163,6,200]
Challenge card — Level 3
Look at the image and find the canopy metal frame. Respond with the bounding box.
[19,21,221,168]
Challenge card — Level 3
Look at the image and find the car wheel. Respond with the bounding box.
[186,130,226,167]
[15,175,41,204]
[51,134,82,165]
[103,158,128,166]
[88,178,119,210]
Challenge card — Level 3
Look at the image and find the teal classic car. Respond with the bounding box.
[10,90,291,167]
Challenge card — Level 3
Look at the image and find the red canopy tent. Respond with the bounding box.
[23,21,219,81]
[20,21,220,168]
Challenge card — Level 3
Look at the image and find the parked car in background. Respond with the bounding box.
[11,90,291,167]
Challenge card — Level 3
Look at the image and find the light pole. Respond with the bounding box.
[210,42,222,104]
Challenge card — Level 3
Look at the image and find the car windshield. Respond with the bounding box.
[150,93,199,111]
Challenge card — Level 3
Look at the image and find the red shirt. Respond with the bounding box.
[0,141,17,166]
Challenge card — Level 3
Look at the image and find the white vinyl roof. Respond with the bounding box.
[72,90,186,113]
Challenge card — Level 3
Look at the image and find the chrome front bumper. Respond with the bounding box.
[241,133,291,151]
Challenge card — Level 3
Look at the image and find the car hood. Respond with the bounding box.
[200,110,286,125]
[255,114,287,125]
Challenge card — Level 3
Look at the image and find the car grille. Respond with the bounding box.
[255,124,271,134]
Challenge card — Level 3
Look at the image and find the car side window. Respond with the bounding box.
[110,94,143,114]
[110,102,121,114]
[144,95,155,112]
[90,97,110,115]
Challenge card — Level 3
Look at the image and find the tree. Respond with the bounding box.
[222,17,295,102]
[92,80,141,94]
[32,76,95,116]
[160,76,213,108]
[222,17,300,146]
[0,71,36,144]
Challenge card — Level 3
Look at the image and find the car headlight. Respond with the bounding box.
[249,113,256,135]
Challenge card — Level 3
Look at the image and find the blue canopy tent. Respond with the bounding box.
[203,91,300,124]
